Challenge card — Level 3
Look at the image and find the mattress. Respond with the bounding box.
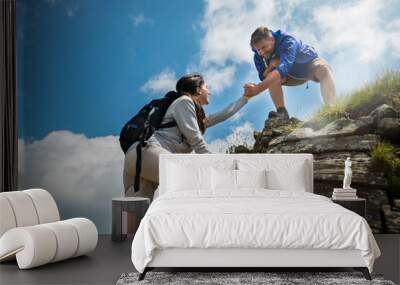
[131,189,380,273]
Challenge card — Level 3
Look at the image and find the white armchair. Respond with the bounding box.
[0,189,98,269]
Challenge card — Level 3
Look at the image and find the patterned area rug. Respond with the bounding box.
[116,271,396,285]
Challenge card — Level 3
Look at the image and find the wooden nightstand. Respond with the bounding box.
[331,198,366,218]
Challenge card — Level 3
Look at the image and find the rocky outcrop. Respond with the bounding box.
[382,203,400,234]
[253,117,302,152]
[251,93,400,233]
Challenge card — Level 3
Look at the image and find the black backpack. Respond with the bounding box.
[119,91,182,192]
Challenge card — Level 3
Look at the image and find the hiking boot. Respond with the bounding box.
[268,107,289,120]
[268,110,280,119]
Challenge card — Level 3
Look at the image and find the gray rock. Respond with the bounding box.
[268,116,375,147]
[250,96,400,234]
[377,118,400,142]
[302,120,326,131]
[316,118,354,135]
[254,116,303,150]
[313,152,387,187]
[369,104,398,122]
[264,116,302,130]
[267,134,379,154]
[253,131,261,140]
[290,117,302,125]
[382,205,400,234]
[313,116,374,137]
[393,200,400,212]
[264,116,289,129]
[347,92,387,118]
[229,145,253,154]
[268,129,312,146]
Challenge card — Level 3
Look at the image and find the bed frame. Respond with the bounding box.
[139,248,371,280]
[137,154,372,281]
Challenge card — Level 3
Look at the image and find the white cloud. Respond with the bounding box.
[203,65,236,93]
[196,0,400,95]
[306,0,400,93]
[140,68,177,94]
[312,0,390,63]
[180,0,279,94]
[387,19,400,57]
[207,122,255,153]
[146,0,400,95]
[200,0,276,67]
[18,131,124,234]
[17,127,256,233]
[130,14,154,27]
[23,0,400,234]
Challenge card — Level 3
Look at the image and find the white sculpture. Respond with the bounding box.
[343,157,353,189]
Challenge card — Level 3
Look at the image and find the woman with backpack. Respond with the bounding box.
[123,73,257,200]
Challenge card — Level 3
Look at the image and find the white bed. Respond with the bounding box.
[131,154,380,281]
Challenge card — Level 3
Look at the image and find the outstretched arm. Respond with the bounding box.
[206,96,249,128]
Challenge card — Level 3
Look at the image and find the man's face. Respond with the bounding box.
[254,38,275,59]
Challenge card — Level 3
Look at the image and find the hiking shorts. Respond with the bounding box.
[283,57,332,86]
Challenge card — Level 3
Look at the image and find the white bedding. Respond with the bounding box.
[131,189,380,273]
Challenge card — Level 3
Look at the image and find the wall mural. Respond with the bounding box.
[17,0,400,234]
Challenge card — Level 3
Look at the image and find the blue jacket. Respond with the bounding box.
[253,30,318,81]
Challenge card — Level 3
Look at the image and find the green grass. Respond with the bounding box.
[370,142,396,173]
[370,142,400,199]
[309,70,400,125]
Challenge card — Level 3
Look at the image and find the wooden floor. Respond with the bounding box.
[0,235,399,285]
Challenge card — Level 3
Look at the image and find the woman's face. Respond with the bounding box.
[195,83,210,105]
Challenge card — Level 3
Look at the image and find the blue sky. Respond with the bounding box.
[16,0,400,233]
[17,0,204,140]
[17,0,400,145]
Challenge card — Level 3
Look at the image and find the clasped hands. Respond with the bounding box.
[243,57,280,99]
[243,83,260,99]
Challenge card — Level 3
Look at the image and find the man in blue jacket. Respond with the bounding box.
[244,27,336,119]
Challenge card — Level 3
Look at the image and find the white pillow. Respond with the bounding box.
[166,163,212,191]
[212,168,237,190]
[237,159,308,192]
[266,163,307,191]
[236,169,267,189]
